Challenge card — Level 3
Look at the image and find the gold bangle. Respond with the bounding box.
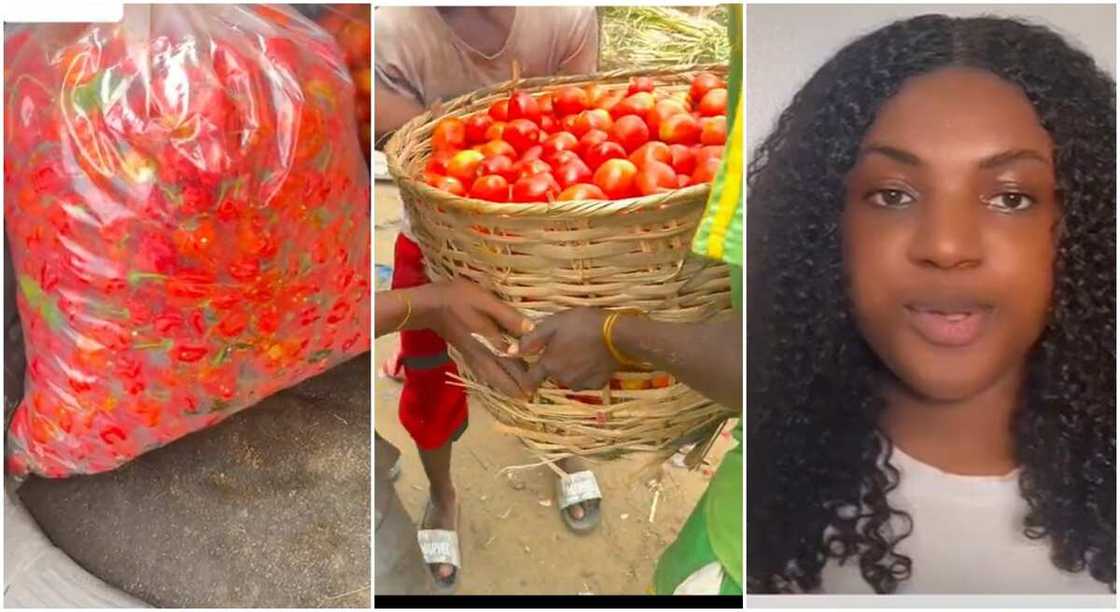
[393,292,413,332]
[601,309,653,370]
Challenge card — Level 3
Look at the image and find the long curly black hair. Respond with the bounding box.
[746,14,1116,593]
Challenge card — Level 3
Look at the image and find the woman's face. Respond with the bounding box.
[843,67,1060,402]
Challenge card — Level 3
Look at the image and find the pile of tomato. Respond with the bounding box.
[421,72,728,203]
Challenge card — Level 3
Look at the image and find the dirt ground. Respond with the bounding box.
[373,180,737,595]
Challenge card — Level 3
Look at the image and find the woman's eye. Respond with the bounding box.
[867,189,914,208]
[987,192,1036,212]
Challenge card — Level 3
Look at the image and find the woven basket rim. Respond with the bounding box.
[385,62,728,218]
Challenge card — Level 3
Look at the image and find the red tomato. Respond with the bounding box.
[627,76,656,95]
[545,150,582,169]
[479,139,517,159]
[629,141,672,170]
[557,183,607,201]
[696,145,724,166]
[489,99,509,121]
[485,121,507,142]
[698,88,728,117]
[577,129,610,157]
[690,72,725,103]
[560,114,580,133]
[611,92,656,120]
[636,160,677,195]
[511,173,560,202]
[425,149,455,175]
[700,116,727,145]
[429,175,465,196]
[470,175,510,202]
[519,145,544,163]
[553,86,589,116]
[585,141,627,170]
[539,115,559,134]
[572,109,613,138]
[514,159,553,180]
[431,118,466,151]
[593,159,638,199]
[594,90,625,113]
[583,84,607,106]
[691,157,721,185]
[478,155,517,182]
[669,144,696,176]
[659,113,701,145]
[507,90,541,123]
[446,150,484,183]
[542,132,579,157]
[647,98,688,134]
[611,115,650,153]
[677,174,692,188]
[537,93,554,115]
[553,158,593,189]
[503,119,540,154]
[464,114,493,145]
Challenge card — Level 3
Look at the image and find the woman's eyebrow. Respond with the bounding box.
[977,148,1051,169]
[858,144,922,166]
[856,145,1051,169]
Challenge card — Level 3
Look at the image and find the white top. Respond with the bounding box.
[818,447,1109,594]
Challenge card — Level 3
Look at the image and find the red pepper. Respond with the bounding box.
[299,305,320,326]
[100,426,127,445]
[115,354,142,379]
[174,344,208,362]
[154,311,183,334]
[228,258,260,281]
[217,311,248,337]
[190,311,206,336]
[168,272,214,299]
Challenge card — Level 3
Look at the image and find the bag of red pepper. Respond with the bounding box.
[3,5,371,478]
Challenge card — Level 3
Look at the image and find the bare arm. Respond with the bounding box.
[614,314,741,409]
[375,280,535,399]
[516,308,743,410]
[374,79,426,146]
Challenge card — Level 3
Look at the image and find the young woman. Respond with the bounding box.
[746,15,1115,593]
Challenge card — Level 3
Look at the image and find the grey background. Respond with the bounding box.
[746,4,1117,157]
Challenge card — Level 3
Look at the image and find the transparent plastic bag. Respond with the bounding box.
[4,5,371,477]
[298,4,370,161]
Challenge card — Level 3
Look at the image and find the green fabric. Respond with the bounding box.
[690,3,743,270]
[653,422,743,594]
[657,4,744,596]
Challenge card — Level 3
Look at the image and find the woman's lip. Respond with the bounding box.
[904,305,991,347]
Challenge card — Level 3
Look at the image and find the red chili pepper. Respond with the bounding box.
[154,311,183,334]
[217,311,248,337]
[100,426,127,445]
[228,258,260,281]
[256,307,280,334]
[168,272,213,299]
[115,354,142,379]
[299,305,320,326]
[174,344,208,362]
[190,311,206,336]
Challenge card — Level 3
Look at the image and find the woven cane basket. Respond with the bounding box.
[385,64,737,462]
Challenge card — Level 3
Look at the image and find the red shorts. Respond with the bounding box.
[391,234,468,450]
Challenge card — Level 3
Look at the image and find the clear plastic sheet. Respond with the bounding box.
[4,5,372,477]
